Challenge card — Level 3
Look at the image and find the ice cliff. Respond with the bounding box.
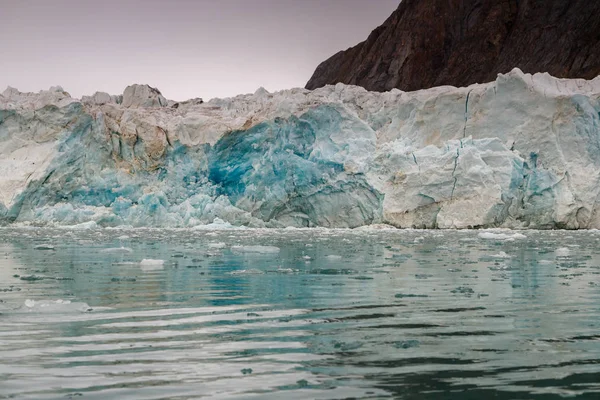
[1,69,600,229]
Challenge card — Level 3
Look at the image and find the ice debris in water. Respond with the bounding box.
[354,224,398,231]
[208,242,227,249]
[192,218,237,230]
[478,232,527,240]
[140,259,165,271]
[140,259,165,265]
[555,247,571,257]
[230,245,280,254]
[101,246,133,253]
[23,299,92,313]
[59,221,98,230]
[228,269,265,275]
[326,255,343,260]
[275,267,297,274]
[490,251,512,259]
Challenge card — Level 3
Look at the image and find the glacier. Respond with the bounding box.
[1,68,600,229]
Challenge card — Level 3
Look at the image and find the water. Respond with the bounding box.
[1,227,599,399]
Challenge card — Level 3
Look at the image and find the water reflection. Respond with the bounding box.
[0,227,599,399]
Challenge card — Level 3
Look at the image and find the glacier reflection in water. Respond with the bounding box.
[0,227,599,399]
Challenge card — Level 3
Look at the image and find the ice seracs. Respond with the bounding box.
[1,68,600,229]
[121,84,168,108]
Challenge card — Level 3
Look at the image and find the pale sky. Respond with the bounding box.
[0,0,399,101]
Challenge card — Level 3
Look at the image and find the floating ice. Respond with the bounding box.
[22,299,92,313]
[140,259,165,265]
[354,224,398,231]
[192,218,237,230]
[555,247,571,257]
[228,269,265,275]
[67,221,98,230]
[275,267,298,274]
[230,245,280,254]
[101,246,133,253]
[490,251,512,259]
[478,232,527,240]
[140,259,165,271]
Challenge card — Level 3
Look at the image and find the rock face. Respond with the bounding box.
[306,0,600,92]
[1,70,600,229]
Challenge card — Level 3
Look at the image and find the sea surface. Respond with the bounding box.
[0,227,599,399]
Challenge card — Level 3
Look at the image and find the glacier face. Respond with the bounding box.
[1,69,600,229]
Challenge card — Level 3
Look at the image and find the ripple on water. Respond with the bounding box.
[0,228,599,399]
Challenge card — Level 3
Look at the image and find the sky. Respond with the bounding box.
[0,0,399,101]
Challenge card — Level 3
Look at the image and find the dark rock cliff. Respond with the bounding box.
[306,0,600,92]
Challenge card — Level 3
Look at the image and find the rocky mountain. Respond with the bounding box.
[306,0,600,92]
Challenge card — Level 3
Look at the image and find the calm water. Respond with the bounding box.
[0,227,599,399]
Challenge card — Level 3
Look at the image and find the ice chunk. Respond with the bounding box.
[555,247,571,257]
[275,267,298,274]
[231,245,280,254]
[192,218,236,230]
[140,259,165,271]
[66,221,98,230]
[228,269,264,275]
[490,251,512,259]
[101,246,133,253]
[22,299,92,313]
[478,232,527,240]
[140,259,164,265]
[354,224,398,230]
[122,84,168,108]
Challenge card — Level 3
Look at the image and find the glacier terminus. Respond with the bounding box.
[1,69,600,229]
